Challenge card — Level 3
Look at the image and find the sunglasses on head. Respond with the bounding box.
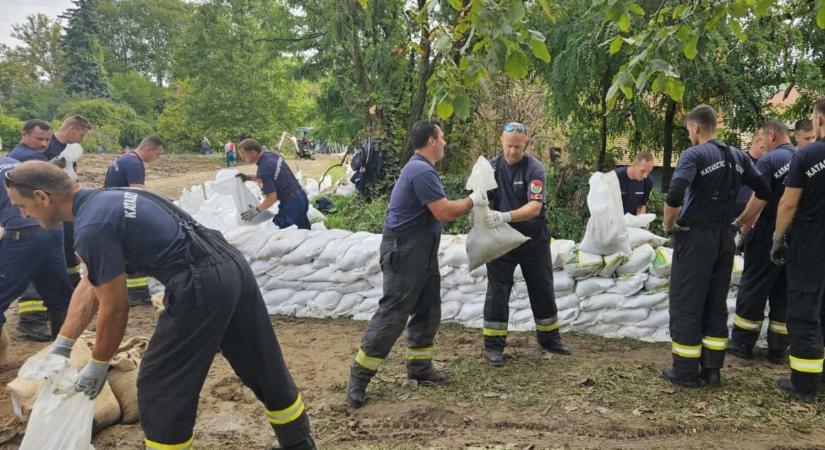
[4,171,49,195]
[503,123,528,134]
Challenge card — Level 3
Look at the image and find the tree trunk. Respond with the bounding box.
[661,99,677,192]
[598,70,610,171]
[403,0,434,164]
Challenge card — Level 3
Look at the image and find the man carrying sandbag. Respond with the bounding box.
[5,161,315,450]
[770,100,825,403]
[662,105,770,388]
[236,138,311,229]
[345,120,484,408]
[481,122,571,366]
[728,120,796,364]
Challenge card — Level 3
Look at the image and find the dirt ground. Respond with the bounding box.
[1,153,824,449]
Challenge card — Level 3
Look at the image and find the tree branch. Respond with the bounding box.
[254,32,323,43]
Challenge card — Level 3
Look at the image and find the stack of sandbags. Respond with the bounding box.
[7,336,121,433]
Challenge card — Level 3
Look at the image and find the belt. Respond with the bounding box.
[4,226,43,240]
[280,186,304,203]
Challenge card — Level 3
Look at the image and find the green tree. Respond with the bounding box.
[9,14,64,83]
[110,71,169,118]
[61,0,111,98]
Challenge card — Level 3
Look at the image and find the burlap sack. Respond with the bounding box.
[107,336,148,424]
[7,336,121,433]
[0,325,9,365]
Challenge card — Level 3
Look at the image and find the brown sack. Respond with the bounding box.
[6,336,121,433]
[107,336,148,424]
[0,325,9,365]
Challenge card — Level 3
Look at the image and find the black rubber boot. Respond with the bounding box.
[485,348,506,367]
[346,368,370,408]
[698,368,721,386]
[271,436,317,450]
[271,413,316,450]
[726,340,753,360]
[48,308,67,341]
[537,330,572,356]
[661,367,699,388]
[17,310,51,342]
[777,378,817,404]
[407,368,449,385]
[767,349,788,365]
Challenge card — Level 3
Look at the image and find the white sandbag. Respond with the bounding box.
[636,308,669,328]
[598,252,627,278]
[456,303,485,322]
[304,178,320,197]
[551,239,576,269]
[335,181,357,197]
[257,227,310,259]
[264,278,306,291]
[314,230,358,267]
[512,308,535,324]
[649,246,673,278]
[263,289,296,307]
[309,291,343,310]
[440,237,469,267]
[319,175,333,192]
[563,245,604,279]
[598,307,650,326]
[278,265,319,282]
[628,227,668,249]
[624,213,656,229]
[615,326,657,339]
[731,255,744,286]
[558,307,580,324]
[336,234,381,271]
[579,293,624,311]
[469,265,487,278]
[580,171,631,256]
[18,354,95,450]
[571,309,600,326]
[644,275,669,293]
[306,205,326,224]
[465,157,530,270]
[458,283,487,295]
[575,277,615,298]
[555,294,580,311]
[441,301,463,321]
[280,232,338,265]
[608,273,647,296]
[553,271,575,294]
[332,294,362,316]
[616,244,655,276]
[620,292,668,309]
[352,298,380,317]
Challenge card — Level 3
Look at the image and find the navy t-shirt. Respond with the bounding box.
[733,152,758,218]
[785,139,825,221]
[614,166,653,215]
[104,152,146,187]
[384,154,447,234]
[0,157,38,230]
[8,144,47,162]
[489,155,547,223]
[256,151,302,197]
[44,135,67,160]
[72,189,191,286]
[754,143,795,224]
[672,140,768,227]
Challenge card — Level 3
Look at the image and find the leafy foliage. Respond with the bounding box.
[61,0,110,98]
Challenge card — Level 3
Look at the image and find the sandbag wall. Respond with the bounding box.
[177,185,755,344]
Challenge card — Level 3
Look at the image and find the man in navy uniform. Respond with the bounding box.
[794,119,816,149]
[345,120,484,407]
[8,119,52,163]
[614,151,655,216]
[104,136,165,306]
[481,122,571,366]
[661,105,771,388]
[5,161,316,450]
[770,100,825,403]
[236,139,311,229]
[728,121,796,363]
[0,157,71,346]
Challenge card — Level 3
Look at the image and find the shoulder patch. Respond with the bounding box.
[529,179,543,194]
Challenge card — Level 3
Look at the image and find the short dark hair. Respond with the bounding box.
[137,135,165,150]
[795,119,813,132]
[22,119,51,134]
[238,138,262,153]
[815,99,825,117]
[409,120,442,150]
[633,151,654,163]
[685,105,717,131]
[759,120,789,137]
[6,160,74,199]
[61,115,92,130]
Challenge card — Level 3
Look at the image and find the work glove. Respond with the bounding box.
[236,173,252,182]
[485,211,512,228]
[663,222,690,236]
[76,359,110,399]
[734,232,745,255]
[770,236,788,265]
[731,218,744,235]
[49,335,75,358]
[240,205,260,222]
[469,191,488,207]
[50,156,67,169]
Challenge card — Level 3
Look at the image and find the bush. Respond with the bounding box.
[56,97,143,149]
[0,113,23,152]
[323,195,389,233]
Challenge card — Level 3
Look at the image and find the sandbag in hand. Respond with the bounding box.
[236,173,252,182]
[240,206,260,222]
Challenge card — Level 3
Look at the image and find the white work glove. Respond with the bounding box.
[76,359,110,399]
[469,191,488,207]
[241,205,260,222]
[485,211,512,228]
[49,335,75,358]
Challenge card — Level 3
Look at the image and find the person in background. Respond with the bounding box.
[614,151,655,216]
[8,119,52,162]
